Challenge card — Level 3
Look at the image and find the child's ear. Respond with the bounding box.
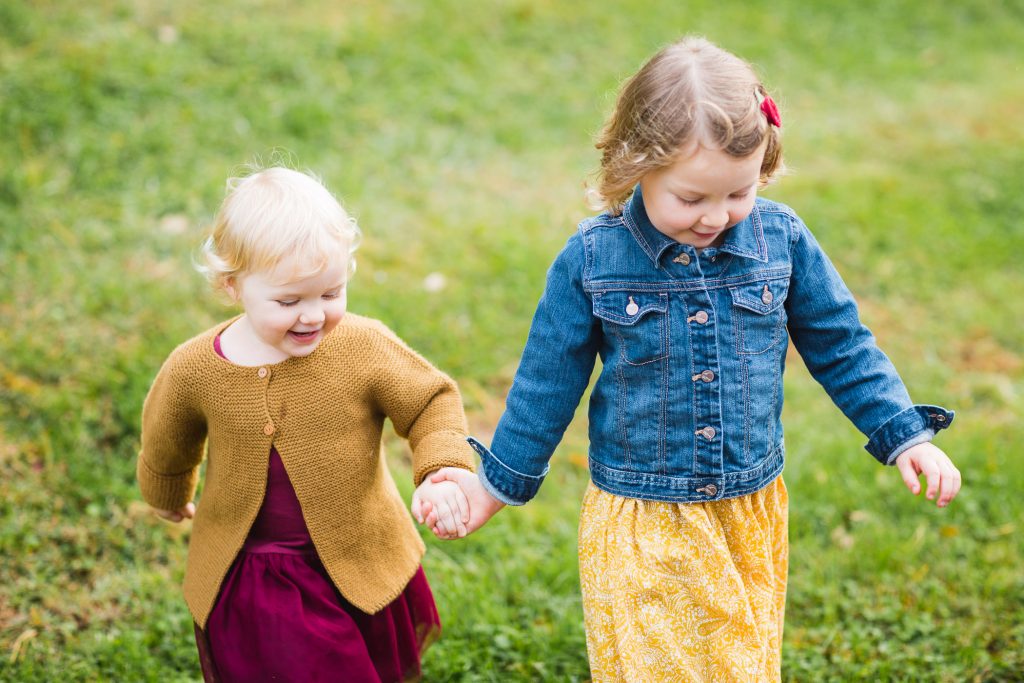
[224,277,240,302]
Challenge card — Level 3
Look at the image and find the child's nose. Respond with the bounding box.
[701,206,729,229]
[299,307,326,325]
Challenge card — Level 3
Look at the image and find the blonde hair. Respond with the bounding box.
[590,36,785,214]
[199,166,362,293]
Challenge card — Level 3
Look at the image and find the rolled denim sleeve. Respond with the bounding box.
[475,233,601,504]
[785,218,953,464]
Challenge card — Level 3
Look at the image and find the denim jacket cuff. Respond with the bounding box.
[467,436,547,506]
[883,429,935,465]
[865,405,954,464]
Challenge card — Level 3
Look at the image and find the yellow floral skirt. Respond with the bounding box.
[578,477,789,683]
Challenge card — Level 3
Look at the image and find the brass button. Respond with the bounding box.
[694,311,709,324]
[673,253,691,266]
[258,367,269,379]
[263,423,275,436]
[761,285,773,305]
[697,426,716,440]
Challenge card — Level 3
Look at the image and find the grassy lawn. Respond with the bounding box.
[2,1,1022,680]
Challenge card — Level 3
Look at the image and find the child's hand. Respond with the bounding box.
[152,502,195,523]
[895,442,961,507]
[421,468,505,537]
[411,475,469,540]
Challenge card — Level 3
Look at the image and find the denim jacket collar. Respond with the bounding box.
[622,186,770,265]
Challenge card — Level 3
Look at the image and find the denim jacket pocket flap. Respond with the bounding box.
[592,291,668,325]
[728,280,789,316]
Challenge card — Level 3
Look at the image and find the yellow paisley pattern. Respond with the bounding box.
[578,477,789,682]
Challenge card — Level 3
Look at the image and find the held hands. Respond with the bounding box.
[411,474,470,540]
[895,442,961,507]
[415,467,505,539]
[152,502,195,523]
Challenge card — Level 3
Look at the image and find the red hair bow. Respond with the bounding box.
[760,95,781,127]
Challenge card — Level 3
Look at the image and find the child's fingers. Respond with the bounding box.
[454,486,470,525]
[921,461,942,501]
[429,468,456,485]
[422,501,436,526]
[936,463,962,507]
[182,502,196,519]
[411,494,423,523]
[896,458,921,495]
[153,507,183,523]
[436,500,458,537]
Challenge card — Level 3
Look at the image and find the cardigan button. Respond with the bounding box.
[263,423,275,436]
[258,367,269,379]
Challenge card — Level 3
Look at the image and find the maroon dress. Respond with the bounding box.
[194,336,441,683]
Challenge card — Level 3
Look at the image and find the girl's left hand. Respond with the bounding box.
[411,474,469,539]
[152,501,196,523]
[894,442,961,507]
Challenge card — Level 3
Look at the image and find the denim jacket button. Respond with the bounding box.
[673,253,691,266]
[696,484,718,496]
[701,370,715,382]
[694,310,709,324]
[625,297,640,316]
[697,426,716,440]
[761,285,774,305]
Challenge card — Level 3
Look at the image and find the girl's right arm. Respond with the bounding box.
[137,351,208,516]
[471,233,601,506]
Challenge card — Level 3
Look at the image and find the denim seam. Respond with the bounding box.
[768,346,780,459]
[742,352,752,465]
[583,269,791,293]
[694,292,710,472]
[580,222,594,283]
[659,301,670,474]
[621,202,660,264]
[615,350,631,468]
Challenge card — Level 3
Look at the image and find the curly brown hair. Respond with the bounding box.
[590,36,784,214]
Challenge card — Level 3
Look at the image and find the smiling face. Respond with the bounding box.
[638,142,767,248]
[228,254,349,363]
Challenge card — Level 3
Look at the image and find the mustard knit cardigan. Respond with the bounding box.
[137,314,476,627]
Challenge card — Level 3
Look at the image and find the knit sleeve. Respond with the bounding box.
[369,327,476,485]
[137,348,208,510]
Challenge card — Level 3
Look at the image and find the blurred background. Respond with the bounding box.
[1,1,1021,680]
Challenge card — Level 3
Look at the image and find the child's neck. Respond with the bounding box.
[218,316,291,367]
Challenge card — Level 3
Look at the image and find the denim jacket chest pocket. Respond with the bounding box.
[729,279,790,355]
[592,290,669,365]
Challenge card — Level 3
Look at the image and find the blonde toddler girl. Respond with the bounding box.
[138,166,474,682]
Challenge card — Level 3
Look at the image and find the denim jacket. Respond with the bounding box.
[471,189,953,505]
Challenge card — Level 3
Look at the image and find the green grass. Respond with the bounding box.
[2,0,1022,680]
